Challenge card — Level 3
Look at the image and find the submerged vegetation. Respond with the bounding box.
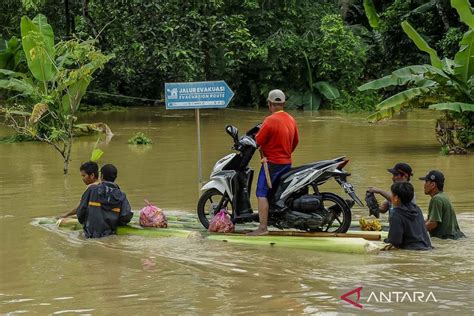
[128,132,152,145]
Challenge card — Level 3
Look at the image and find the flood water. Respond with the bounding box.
[0,107,473,314]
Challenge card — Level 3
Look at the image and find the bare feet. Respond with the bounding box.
[246,228,268,236]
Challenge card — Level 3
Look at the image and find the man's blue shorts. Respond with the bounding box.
[256,163,291,198]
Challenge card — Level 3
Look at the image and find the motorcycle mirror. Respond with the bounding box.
[225,125,239,141]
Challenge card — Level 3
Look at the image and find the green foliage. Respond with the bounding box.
[0,14,113,173]
[438,27,463,58]
[330,90,381,113]
[401,21,442,69]
[0,133,34,143]
[0,37,23,72]
[128,132,152,145]
[359,0,474,152]
[440,145,450,155]
[363,0,380,29]
[315,14,367,90]
[78,103,127,113]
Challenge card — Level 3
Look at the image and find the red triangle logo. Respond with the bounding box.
[340,286,363,309]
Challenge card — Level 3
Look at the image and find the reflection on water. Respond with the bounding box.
[1,107,473,314]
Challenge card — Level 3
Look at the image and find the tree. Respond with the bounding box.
[0,14,113,173]
[359,0,474,154]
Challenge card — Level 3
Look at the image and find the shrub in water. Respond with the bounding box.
[128,132,152,145]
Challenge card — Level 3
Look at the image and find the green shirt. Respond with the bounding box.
[428,192,465,239]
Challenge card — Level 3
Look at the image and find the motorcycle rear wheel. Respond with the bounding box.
[197,189,233,229]
[318,192,352,233]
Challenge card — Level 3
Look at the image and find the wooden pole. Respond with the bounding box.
[196,108,202,189]
[259,149,272,189]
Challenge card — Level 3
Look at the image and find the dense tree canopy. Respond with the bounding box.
[0,0,470,109]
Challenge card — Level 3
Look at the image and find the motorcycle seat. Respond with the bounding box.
[279,158,344,182]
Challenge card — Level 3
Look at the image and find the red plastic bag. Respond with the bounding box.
[208,209,234,233]
[139,200,167,228]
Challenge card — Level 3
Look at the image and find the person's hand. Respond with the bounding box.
[56,213,68,220]
[261,157,268,164]
[367,187,381,194]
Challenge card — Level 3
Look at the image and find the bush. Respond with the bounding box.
[437,27,464,59]
[329,90,381,113]
[128,132,152,145]
[315,14,367,90]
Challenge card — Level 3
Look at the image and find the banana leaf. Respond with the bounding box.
[429,102,474,112]
[359,65,443,91]
[314,81,340,100]
[29,103,48,123]
[73,123,113,137]
[0,78,35,95]
[62,77,90,114]
[454,30,474,82]
[90,148,104,162]
[368,87,430,122]
[286,91,321,111]
[0,69,27,79]
[451,0,474,29]
[401,21,442,69]
[20,14,55,82]
[363,0,380,29]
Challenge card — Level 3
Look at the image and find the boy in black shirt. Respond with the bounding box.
[77,164,133,238]
[59,161,100,218]
[384,182,432,250]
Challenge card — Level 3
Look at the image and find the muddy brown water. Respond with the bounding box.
[0,107,473,314]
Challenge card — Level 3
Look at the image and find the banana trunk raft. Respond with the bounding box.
[35,215,386,254]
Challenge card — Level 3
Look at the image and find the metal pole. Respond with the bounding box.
[196,108,202,189]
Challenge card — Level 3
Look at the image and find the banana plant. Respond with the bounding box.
[286,52,340,111]
[358,0,474,153]
[0,14,113,173]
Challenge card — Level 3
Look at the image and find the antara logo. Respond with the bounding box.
[340,287,437,309]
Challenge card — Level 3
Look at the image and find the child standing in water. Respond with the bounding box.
[59,161,100,218]
[77,164,133,238]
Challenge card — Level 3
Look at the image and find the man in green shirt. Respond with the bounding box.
[420,170,466,239]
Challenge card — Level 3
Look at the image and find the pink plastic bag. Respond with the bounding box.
[208,209,234,233]
[139,200,167,228]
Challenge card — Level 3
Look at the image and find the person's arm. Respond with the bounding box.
[292,125,299,152]
[58,207,77,219]
[425,197,443,232]
[255,120,270,148]
[76,187,92,224]
[384,213,403,248]
[379,200,390,214]
[368,187,392,201]
[118,196,133,225]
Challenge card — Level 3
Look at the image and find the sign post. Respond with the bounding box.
[165,81,234,187]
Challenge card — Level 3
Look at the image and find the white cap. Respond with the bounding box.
[267,89,286,103]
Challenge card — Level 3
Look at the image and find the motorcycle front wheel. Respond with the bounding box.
[197,189,233,229]
[318,192,352,233]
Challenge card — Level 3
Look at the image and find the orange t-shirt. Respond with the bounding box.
[256,111,299,164]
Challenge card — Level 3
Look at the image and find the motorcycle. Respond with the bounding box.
[197,124,364,233]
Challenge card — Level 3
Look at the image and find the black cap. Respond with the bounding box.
[419,170,445,187]
[387,163,413,177]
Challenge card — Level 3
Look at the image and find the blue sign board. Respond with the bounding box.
[165,81,234,110]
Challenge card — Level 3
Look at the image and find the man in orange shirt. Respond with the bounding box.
[248,89,299,236]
